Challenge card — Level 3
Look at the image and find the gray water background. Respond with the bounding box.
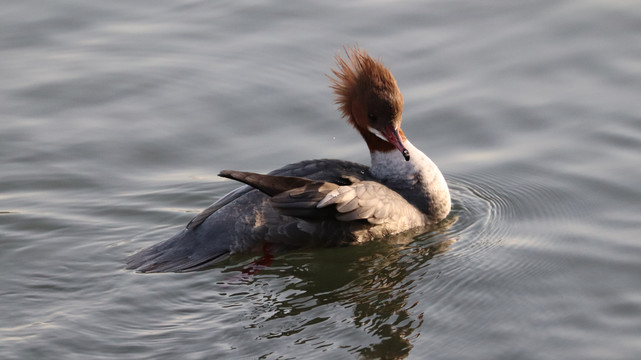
[2,1,641,359]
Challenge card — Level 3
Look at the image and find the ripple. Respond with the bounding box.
[415,169,591,297]
[447,169,586,246]
[439,174,507,255]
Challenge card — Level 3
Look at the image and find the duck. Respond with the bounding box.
[126,47,451,273]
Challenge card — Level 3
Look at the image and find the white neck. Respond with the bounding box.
[369,140,433,182]
[369,139,451,218]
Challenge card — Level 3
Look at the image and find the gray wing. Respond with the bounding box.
[316,181,427,225]
[186,184,253,230]
[219,170,340,219]
[222,170,426,226]
[126,160,376,272]
[187,159,372,230]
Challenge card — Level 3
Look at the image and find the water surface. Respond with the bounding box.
[2,1,641,359]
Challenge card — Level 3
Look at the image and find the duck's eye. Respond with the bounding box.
[367,113,377,123]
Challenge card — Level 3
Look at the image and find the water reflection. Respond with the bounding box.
[221,218,457,359]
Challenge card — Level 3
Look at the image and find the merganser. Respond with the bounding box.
[126,47,451,273]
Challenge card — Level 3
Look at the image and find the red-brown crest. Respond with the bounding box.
[329,47,403,127]
[328,47,407,155]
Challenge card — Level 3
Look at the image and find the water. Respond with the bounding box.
[2,0,641,359]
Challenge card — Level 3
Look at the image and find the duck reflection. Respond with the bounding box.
[221,215,457,359]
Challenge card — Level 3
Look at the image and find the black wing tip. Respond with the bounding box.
[218,170,234,178]
[219,170,255,180]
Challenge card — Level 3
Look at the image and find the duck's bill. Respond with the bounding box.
[384,124,410,161]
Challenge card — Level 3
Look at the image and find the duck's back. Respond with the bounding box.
[125,159,374,273]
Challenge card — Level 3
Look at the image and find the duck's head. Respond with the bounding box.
[329,47,410,161]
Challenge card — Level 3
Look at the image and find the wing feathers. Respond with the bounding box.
[219,170,315,197]
[220,170,425,225]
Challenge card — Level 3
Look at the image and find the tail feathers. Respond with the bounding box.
[219,170,319,197]
[126,229,229,273]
